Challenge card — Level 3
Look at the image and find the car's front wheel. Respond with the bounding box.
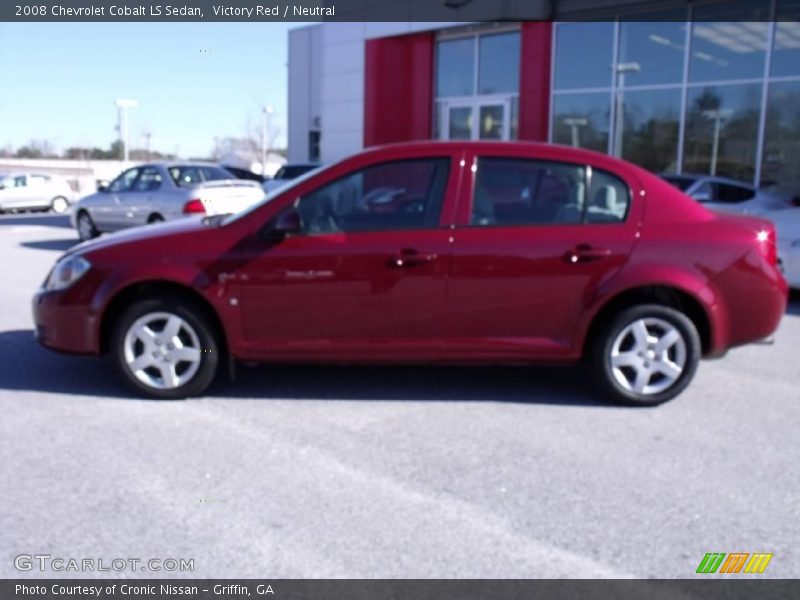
[76,211,99,241]
[589,304,701,407]
[111,298,219,399]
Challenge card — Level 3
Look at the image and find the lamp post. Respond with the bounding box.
[114,98,138,162]
[613,62,640,158]
[563,117,588,148]
[261,105,274,175]
[702,108,733,176]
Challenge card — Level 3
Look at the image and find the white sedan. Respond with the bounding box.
[772,208,800,289]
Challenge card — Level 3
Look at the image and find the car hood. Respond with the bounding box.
[66,217,210,258]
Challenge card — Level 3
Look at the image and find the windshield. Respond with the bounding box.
[221,162,333,226]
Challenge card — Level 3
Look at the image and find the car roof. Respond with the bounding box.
[661,172,755,189]
[139,161,226,169]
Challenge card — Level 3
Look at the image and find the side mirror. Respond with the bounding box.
[263,207,302,240]
[97,184,109,193]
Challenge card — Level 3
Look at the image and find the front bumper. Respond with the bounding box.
[32,288,100,355]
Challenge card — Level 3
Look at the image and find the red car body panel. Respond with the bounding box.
[33,141,788,366]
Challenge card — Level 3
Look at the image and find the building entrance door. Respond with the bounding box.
[441,98,511,141]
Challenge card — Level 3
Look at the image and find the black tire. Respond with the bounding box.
[50,196,69,214]
[588,304,701,407]
[76,211,99,241]
[110,297,220,400]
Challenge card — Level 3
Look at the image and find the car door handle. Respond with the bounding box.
[564,244,612,263]
[390,249,437,268]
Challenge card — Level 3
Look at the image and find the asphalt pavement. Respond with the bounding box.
[0,213,798,578]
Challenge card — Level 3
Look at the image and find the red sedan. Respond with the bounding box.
[33,142,788,406]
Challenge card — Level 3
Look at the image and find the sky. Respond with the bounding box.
[0,22,296,158]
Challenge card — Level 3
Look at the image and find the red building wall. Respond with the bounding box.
[364,32,435,147]
[364,23,553,146]
[518,21,553,142]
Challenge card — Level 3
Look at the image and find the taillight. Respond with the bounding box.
[182,199,205,214]
[756,224,777,266]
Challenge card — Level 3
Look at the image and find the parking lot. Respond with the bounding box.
[0,212,798,578]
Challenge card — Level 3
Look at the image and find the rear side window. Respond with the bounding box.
[713,183,755,203]
[587,168,630,223]
[296,158,450,234]
[471,158,586,226]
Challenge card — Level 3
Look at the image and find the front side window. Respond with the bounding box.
[471,158,586,226]
[294,158,450,234]
[713,183,755,203]
[109,168,140,193]
[132,167,163,192]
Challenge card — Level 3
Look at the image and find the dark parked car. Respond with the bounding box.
[34,142,787,405]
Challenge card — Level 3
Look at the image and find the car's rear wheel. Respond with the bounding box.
[111,298,219,399]
[50,196,69,214]
[77,211,99,241]
[589,304,700,407]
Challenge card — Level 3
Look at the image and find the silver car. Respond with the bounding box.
[71,162,265,241]
[0,173,74,214]
[661,173,792,216]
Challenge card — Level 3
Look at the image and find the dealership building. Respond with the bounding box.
[287,1,800,195]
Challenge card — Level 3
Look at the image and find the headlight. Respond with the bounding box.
[44,255,91,291]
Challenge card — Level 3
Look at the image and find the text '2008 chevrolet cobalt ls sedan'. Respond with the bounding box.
[33,142,788,406]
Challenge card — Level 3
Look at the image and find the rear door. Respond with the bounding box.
[443,149,642,360]
[235,151,463,361]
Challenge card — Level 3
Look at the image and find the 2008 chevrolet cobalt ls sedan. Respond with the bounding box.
[33,142,788,406]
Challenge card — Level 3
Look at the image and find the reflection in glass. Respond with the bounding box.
[479,105,505,139]
[618,20,686,86]
[772,1,800,77]
[510,97,519,140]
[689,3,769,82]
[478,32,520,95]
[683,84,762,182]
[436,38,475,97]
[762,81,800,195]
[554,22,614,90]
[552,93,610,153]
[449,106,473,140]
[618,88,681,173]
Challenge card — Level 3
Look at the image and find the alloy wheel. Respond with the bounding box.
[123,312,203,390]
[609,317,687,396]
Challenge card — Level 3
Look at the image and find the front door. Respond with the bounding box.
[444,152,642,360]
[236,155,460,361]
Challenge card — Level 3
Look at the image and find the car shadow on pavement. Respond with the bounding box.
[0,329,604,406]
[20,239,79,252]
[0,214,71,228]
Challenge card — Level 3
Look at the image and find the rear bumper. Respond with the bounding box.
[32,289,100,355]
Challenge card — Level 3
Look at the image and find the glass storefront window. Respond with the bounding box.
[618,20,686,86]
[683,84,762,181]
[762,80,800,194]
[689,2,770,82]
[552,92,610,153]
[618,88,681,173]
[436,38,475,97]
[554,22,614,90]
[772,1,800,77]
[478,32,520,95]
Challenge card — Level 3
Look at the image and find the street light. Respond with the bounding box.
[613,62,640,158]
[261,105,275,175]
[702,108,733,176]
[114,98,138,163]
[562,117,588,148]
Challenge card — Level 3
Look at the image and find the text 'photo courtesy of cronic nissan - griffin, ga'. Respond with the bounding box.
[33,141,788,407]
